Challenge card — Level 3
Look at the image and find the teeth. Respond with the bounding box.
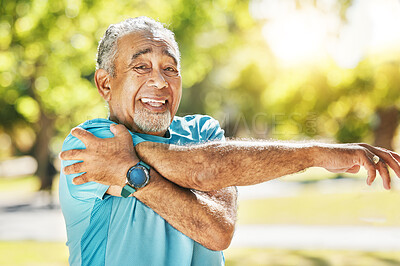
[141,98,166,104]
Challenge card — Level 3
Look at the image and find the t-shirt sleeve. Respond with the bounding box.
[131,134,148,146]
[61,132,110,201]
[201,116,226,142]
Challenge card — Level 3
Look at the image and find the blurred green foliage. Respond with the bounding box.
[0,0,255,188]
[1,0,400,188]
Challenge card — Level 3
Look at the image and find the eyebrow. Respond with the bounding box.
[131,48,152,62]
[130,47,179,67]
[163,49,179,66]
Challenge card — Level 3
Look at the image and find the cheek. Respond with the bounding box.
[174,88,182,105]
[170,80,182,112]
[122,79,143,101]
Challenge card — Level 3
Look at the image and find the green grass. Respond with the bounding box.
[0,241,68,266]
[237,190,400,226]
[224,248,400,266]
[1,241,399,266]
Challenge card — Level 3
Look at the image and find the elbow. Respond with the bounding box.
[191,171,214,191]
[187,149,220,191]
[214,228,235,251]
[206,223,235,251]
[191,166,222,191]
[188,148,226,191]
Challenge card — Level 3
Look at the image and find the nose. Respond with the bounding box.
[147,69,167,89]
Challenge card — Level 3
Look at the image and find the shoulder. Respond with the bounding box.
[62,118,116,151]
[172,114,220,127]
[171,115,225,142]
[60,118,113,200]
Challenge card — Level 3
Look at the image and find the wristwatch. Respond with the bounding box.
[121,161,150,198]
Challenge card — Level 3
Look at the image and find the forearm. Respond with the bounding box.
[136,140,316,191]
[133,169,236,251]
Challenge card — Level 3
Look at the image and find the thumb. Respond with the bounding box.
[345,165,360,174]
[72,173,88,185]
[110,124,130,137]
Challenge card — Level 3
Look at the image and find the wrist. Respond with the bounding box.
[307,143,332,168]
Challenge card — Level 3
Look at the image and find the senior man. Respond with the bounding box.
[60,16,400,266]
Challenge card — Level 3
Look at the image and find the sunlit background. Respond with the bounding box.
[1,0,400,265]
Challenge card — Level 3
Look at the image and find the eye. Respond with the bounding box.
[133,65,151,73]
[164,66,179,76]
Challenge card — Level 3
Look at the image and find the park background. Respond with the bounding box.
[1,0,400,265]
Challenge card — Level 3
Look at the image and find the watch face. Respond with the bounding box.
[127,165,150,188]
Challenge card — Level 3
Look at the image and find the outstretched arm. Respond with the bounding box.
[60,125,237,251]
[134,140,400,191]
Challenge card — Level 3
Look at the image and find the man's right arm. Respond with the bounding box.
[60,125,237,251]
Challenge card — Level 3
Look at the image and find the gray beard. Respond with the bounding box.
[133,108,171,133]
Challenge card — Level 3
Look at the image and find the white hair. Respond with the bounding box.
[96,16,180,77]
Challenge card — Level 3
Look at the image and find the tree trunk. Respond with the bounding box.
[373,106,399,150]
[33,111,56,191]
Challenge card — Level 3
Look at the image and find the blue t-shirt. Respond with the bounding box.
[59,115,226,266]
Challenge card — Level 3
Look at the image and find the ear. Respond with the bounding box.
[95,69,112,101]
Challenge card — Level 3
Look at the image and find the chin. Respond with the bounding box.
[134,110,171,134]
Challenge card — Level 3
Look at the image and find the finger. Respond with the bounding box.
[345,165,360,174]
[390,151,400,164]
[110,124,134,153]
[375,147,400,163]
[71,127,98,145]
[59,149,85,160]
[63,162,85,175]
[374,146,400,160]
[362,155,377,186]
[73,173,90,185]
[359,144,400,179]
[376,160,391,190]
[327,168,348,173]
[375,148,400,176]
[384,152,400,178]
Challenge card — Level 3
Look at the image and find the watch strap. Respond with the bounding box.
[121,184,136,198]
[138,161,150,170]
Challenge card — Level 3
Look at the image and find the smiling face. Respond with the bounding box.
[96,31,182,136]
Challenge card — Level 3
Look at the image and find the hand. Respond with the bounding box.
[59,124,139,186]
[316,143,400,190]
